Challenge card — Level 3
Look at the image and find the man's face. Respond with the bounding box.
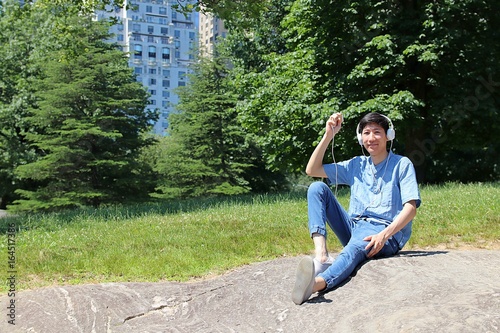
[361,122,388,157]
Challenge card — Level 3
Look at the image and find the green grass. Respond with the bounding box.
[407,182,500,248]
[0,182,498,292]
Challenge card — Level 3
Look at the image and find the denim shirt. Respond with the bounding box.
[323,152,421,248]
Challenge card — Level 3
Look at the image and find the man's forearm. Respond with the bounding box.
[305,134,331,178]
[382,200,417,239]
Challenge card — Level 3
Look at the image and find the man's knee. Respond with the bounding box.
[307,181,329,197]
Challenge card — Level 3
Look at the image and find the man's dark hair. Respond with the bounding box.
[358,112,390,134]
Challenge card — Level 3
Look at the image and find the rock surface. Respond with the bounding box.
[1,250,499,332]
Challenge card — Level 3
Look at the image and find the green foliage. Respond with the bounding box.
[223,0,327,174]
[235,49,339,173]
[34,0,127,14]
[0,0,57,208]
[151,55,285,198]
[11,12,157,212]
[228,0,500,182]
[174,0,271,26]
[2,0,498,212]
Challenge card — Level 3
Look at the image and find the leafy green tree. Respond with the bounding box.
[35,0,269,23]
[223,0,334,174]
[35,0,126,14]
[0,0,60,208]
[12,13,156,211]
[231,0,500,182]
[173,0,270,25]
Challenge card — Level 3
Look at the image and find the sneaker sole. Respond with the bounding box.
[291,256,315,305]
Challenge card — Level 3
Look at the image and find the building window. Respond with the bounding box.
[149,68,157,74]
[161,37,169,44]
[189,31,195,39]
[132,24,140,32]
[162,47,170,60]
[148,46,156,59]
[178,81,186,87]
[178,71,186,80]
[147,36,154,43]
[117,34,124,41]
[149,90,156,95]
[162,69,170,77]
[162,80,170,88]
[174,30,181,38]
[159,7,167,15]
[161,27,168,35]
[148,26,154,34]
[146,5,152,13]
[162,91,170,98]
[150,78,157,85]
[134,67,142,74]
[134,44,142,59]
[174,40,181,49]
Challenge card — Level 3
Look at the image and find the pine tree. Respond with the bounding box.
[13,14,157,211]
[153,56,253,198]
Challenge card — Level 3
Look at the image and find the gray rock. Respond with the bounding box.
[1,250,499,332]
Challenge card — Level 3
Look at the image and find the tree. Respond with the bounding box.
[223,0,335,174]
[173,0,270,25]
[12,12,157,211]
[152,53,286,199]
[153,55,251,198]
[34,0,126,14]
[0,0,59,208]
[34,0,269,24]
[231,0,500,182]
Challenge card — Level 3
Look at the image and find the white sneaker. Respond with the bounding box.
[313,255,334,276]
[291,256,315,305]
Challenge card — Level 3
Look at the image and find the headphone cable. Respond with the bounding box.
[331,126,338,197]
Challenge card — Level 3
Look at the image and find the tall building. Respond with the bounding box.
[198,8,227,57]
[96,0,198,135]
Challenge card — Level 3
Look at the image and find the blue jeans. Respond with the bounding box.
[307,181,400,289]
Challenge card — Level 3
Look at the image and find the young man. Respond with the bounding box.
[292,112,421,305]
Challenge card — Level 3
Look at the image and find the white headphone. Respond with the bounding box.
[356,114,395,146]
